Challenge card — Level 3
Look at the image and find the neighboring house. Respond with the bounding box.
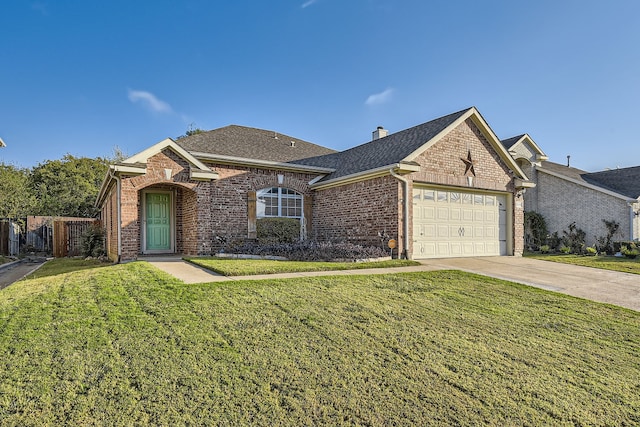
[503,136,640,246]
[96,107,533,262]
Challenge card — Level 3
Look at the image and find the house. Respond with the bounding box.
[96,107,534,262]
[502,136,640,247]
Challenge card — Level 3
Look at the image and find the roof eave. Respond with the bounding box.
[190,151,336,173]
[310,163,420,190]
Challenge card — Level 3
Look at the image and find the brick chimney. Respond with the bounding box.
[372,126,388,140]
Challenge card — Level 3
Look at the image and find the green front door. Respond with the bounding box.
[145,193,172,252]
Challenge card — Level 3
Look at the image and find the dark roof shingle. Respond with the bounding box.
[584,166,640,199]
[175,125,337,163]
[293,108,471,181]
[540,161,640,199]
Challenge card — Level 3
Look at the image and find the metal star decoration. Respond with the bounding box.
[461,150,476,176]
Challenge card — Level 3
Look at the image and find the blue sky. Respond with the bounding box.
[1,1,639,171]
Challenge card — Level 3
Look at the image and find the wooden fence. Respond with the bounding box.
[53,220,100,257]
[0,220,20,256]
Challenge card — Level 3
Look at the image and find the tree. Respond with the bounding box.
[0,163,35,218]
[176,123,205,139]
[29,154,109,217]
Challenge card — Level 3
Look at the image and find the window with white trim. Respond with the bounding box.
[256,187,303,218]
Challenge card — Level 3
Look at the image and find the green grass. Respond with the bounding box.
[527,253,640,275]
[24,258,111,280]
[0,262,638,425]
[185,257,420,276]
[0,256,11,265]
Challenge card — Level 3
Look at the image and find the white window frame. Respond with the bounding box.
[256,187,303,219]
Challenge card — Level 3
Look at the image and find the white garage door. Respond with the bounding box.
[412,187,507,259]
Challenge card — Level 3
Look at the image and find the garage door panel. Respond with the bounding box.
[424,206,435,220]
[437,243,450,256]
[437,207,449,220]
[413,187,508,259]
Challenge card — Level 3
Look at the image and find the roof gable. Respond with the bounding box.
[121,138,218,181]
[501,134,548,162]
[175,125,336,163]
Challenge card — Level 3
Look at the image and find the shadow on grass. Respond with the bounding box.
[25,258,112,280]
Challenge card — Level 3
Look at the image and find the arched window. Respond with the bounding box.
[256,187,303,218]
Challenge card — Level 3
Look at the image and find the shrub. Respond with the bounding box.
[559,246,571,254]
[221,240,388,261]
[586,246,597,256]
[545,232,562,251]
[540,244,550,254]
[613,241,638,253]
[562,222,586,255]
[621,243,639,259]
[595,219,620,255]
[524,211,548,251]
[257,218,300,244]
[80,224,106,258]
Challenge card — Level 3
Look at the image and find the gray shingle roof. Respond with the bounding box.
[292,108,472,182]
[539,161,590,182]
[539,161,640,199]
[501,134,525,150]
[584,166,640,199]
[175,125,337,163]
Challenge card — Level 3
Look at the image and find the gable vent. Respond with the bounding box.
[290,141,296,147]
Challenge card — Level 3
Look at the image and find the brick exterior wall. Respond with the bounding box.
[207,164,317,250]
[409,118,524,256]
[313,175,402,252]
[537,171,631,246]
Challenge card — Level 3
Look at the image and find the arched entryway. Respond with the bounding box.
[140,184,198,256]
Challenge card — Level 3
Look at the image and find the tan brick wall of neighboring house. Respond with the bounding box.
[634,201,640,241]
[312,175,402,252]
[537,171,630,246]
[409,118,524,255]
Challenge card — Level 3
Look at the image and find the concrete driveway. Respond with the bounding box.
[422,257,640,312]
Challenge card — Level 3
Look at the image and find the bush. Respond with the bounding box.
[80,224,105,258]
[562,222,586,255]
[221,240,389,261]
[620,243,639,259]
[540,245,550,254]
[524,211,548,251]
[613,241,639,254]
[586,246,597,256]
[595,219,620,255]
[545,232,562,251]
[559,246,571,254]
[257,218,300,244]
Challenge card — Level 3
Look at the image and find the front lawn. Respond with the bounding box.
[0,262,638,425]
[527,253,640,275]
[24,257,110,280]
[185,256,420,276]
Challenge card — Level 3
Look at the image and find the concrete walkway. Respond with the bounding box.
[141,256,640,312]
[0,257,48,290]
